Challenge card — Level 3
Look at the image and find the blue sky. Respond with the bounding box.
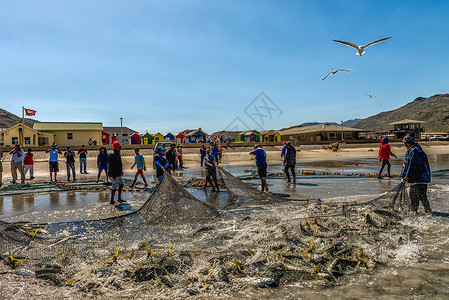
[1,0,448,134]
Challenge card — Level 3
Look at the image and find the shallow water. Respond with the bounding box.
[1,154,449,299]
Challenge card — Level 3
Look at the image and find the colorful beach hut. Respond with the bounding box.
[176,132,186,144]
[130,133,141,145]
[141,133,153,145]
[164,132,175,141]
[153,132,164,142]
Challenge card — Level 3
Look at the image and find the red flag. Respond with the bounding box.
[24,108,36,116]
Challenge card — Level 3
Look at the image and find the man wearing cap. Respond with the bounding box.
[9,144,25,184]
[108,141,125,204]
[401,134,432,214]
[378,137,397,179]
[154,146,170,182]
[46,144,62,182]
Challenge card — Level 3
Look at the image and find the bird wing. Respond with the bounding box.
[363,37,391,48]
[321,72,332,81]
[333,40,359,49]
[336,69,351,72]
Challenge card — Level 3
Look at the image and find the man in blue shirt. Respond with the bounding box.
[211,144,220,165]
[130,148,148,188]
[401,134,432,214]
[250,144,268,192]
[46,143,62,182]
[154,146,170,182]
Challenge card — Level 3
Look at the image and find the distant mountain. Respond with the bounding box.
[0,108,38,129]
[354,94,449,132]
[342,118,362,127]
[300,122,338,127]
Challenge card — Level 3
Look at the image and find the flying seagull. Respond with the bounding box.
[333,37,391,56]
[321,69,350,81]
[367,94,376,99]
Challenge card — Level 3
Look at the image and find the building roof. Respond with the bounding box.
[35,122,103,131]
[186,129,207,136]
[211,130,240,136]
[103,126,137,135]
[280,124,365,136]
[240,130,258,136]
[164,132,174,136]
[4,123,53,135]
[390,119,426,125]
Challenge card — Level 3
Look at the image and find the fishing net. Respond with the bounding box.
[431,169,449,177]
[0,168,418,298]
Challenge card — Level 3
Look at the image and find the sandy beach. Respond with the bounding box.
[2,141,449,184]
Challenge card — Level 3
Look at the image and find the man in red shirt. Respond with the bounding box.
[378,137,397,179]
[23,148,35,180]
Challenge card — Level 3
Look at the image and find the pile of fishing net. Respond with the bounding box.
[0,168,416,297]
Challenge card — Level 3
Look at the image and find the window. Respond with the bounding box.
[24,137,31,145]
[123,133,128,137]
[11,137,18,145]
[67,133,73,140]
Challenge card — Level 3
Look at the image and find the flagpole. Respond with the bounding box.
[22,106,25,147]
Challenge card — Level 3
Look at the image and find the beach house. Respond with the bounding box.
[1,124,54,147]
[280,123,365,142]
[390,119,425,139]
[176,132,186,144]
[210,130,240,143]
[153,133,165,142]
[237,130,260,143]
[260,130,281,142]
[185,128,208,143]
[164,133,175,141]
[141,133,153,145]
[34,122,102,146]
[103,126,138,145]
[129,133,141,145]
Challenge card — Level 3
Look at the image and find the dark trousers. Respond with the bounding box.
[410,184,432,213]
[285,164,296,182]
[206,169,219,190]
[168,160,176,171]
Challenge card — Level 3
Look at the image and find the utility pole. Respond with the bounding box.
[120,117,123,145]
[341,120,344,141]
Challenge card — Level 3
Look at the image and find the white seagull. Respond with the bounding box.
[333,37,391,56]
[321,69,350,81]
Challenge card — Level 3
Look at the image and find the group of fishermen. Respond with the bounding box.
[249,135,431,214]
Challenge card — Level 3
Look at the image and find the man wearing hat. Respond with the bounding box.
[9,144,25,184]
[108,141,125,204]
[401,134,432,214]
[154,146,170,182]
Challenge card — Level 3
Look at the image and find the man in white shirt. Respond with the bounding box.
[9,144,25,184]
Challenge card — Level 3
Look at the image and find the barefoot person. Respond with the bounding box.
[64,146,76,182]
[250,144,268,192]
[108,141,125,204]
[204,148,219,192]
[378,137,397,179]
[154,146,170,182]
[46,143,62,182]
[97,147,109,182]
[130,148,148,188]
[283,142,296,183]
[9,144,25,184]
[23,148,35,180]
[401,134,432,214]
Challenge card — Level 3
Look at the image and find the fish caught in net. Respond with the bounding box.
[0,169,419,296]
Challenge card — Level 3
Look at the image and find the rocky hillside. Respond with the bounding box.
[0,108,38,128]
[354,94,449,132]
